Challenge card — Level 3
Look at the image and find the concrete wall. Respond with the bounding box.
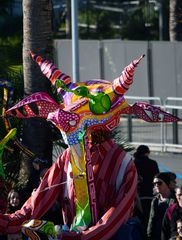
[54,39,182,101]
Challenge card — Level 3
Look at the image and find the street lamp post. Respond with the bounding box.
[71,0,79,83]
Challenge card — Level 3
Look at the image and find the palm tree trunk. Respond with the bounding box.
[169,0,182,41]
[21,0,53,194]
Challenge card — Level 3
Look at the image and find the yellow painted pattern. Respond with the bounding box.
[70,143,91,230]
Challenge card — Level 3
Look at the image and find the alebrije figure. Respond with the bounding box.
[0,53,178,240]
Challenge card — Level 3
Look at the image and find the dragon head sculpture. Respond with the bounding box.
[7,53,177,145]
[6,53,178,231]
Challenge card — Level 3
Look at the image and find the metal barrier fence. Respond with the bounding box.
[119,96,182,153]
[163,97,182,152]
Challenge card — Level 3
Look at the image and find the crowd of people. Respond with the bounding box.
[0,186,25,240]
[133,145,182,240]
[0,144,181,240]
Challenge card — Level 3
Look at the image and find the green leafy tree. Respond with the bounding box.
[0,0,12,15]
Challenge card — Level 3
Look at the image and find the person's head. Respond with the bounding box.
[165,172,177,191]
[134,145,150,158]
[153,172,171,197]
[177,219,182,237]
[175,185,182,207]
[8,189,20,208]
[89,129,111,145]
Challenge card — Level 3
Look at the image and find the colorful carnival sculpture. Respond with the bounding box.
[0,79,34,158]
[0,79,49,168]
[0,128,17,214]
[0,52,178,239]
[0,128,17,178]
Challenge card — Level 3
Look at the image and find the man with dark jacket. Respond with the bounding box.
[161,202,177,240]
[134,145,159,230]
[165,185,182,239]
[161,173,177,240]
[147,172,175,240]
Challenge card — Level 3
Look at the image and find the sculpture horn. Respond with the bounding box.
[112,54,145,95]
[30,51,71,86]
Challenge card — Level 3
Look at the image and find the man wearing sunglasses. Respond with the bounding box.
[147,172,175,240]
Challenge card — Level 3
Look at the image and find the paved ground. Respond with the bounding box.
[150,151,182,185]
[118,118,182,185]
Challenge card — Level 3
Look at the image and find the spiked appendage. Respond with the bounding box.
[30,52,71,86]
[112,54,145,95]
